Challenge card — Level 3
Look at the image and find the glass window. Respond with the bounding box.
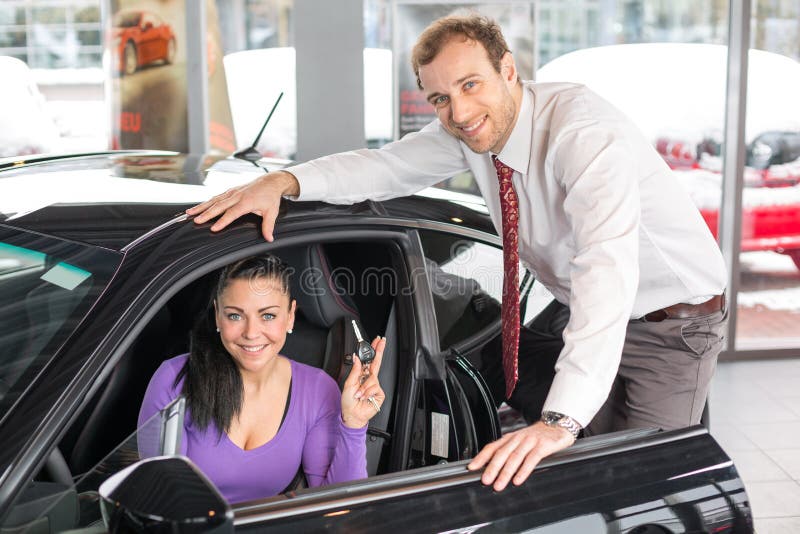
[0,29,26,47]
[0,399,184,533]
[0,2,104,70]
[423,232,501,347]
[0,5,26,26]
[77,28,100,46]
[75,5,99,24]
[419,229,557,348]
[418,230,504,348]
[735,0,800,350]
[217,0,296,159]
[0,229,121,415]
[31,6,67,25]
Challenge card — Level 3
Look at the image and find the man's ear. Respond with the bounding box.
[500,51,518,85]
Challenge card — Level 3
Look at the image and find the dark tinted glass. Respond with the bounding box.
[0,226,121,414]
[418,230,502,349]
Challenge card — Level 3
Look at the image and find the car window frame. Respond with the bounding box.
[413,224,541,358]
[4,221,438,517]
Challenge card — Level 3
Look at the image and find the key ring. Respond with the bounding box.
[367,396,380,412]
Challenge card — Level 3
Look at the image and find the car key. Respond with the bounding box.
[351,320,375,384]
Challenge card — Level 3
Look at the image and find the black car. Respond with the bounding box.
[0,152,752,533]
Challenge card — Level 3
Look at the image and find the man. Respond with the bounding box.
[189,14,727,491]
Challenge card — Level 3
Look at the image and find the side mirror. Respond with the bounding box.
[142,21,153,31]
[99,456,233,533]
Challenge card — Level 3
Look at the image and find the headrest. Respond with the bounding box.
[278,245,359,327]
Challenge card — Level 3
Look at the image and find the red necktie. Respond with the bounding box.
[492,155,520,398]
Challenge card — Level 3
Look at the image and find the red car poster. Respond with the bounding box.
[108,0,235,153]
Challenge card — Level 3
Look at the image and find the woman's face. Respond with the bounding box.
[214,276,295,376]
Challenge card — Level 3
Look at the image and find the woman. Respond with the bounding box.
[138,254,386,503]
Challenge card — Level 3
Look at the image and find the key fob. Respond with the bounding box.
[351,320,376,365]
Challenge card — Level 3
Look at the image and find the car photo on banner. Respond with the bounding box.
[0,152,752,532]
[112,10,176,77]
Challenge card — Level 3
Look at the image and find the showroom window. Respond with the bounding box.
[0,1,102,69]
[734,0,800,351]
[218,0,296,159]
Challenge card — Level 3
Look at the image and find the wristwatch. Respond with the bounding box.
[541,411,582,440]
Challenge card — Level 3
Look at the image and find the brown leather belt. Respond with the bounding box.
[643,293,726,322]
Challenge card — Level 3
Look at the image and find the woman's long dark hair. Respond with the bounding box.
[175,254,293,434]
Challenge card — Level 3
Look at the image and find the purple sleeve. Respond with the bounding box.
[301,373,367,487]
[137,355,188,457]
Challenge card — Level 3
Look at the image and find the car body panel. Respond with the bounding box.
[233,428,749,532]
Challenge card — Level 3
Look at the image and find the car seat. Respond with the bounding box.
[279,244,361,382]
[278,244,397,477]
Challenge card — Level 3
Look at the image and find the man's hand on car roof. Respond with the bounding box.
[187,170,300,241]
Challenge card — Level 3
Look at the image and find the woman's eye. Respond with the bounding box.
[262,313,276,321]
[464,80,476,90]
[226,313,241,321]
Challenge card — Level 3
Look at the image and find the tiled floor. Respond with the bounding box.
[710,358,800,533]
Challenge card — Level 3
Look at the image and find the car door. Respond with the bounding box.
[231,426,750,533]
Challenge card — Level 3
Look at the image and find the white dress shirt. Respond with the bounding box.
[289,81,727,427]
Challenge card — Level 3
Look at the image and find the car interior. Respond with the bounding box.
[10,239,408,532]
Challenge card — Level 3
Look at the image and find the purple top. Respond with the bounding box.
[138,354,367,503]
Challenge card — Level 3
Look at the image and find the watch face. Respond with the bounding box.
[542,411,564,424]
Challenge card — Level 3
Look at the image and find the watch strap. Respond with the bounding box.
[541,411,581,439]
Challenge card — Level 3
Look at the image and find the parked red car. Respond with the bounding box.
[113,10,176,76]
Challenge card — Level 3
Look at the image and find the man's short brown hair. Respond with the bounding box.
[411,14,511,90]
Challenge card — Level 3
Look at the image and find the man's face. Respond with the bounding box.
[419,37,521,154]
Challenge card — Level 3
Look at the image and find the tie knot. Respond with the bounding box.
[492,155,513,179]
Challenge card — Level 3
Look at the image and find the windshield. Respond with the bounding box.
[0,226,121,414]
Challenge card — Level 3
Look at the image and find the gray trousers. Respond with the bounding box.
[484,299,728,434]
[586,306,727,435]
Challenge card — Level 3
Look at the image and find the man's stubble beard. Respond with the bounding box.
[454,91,518,155]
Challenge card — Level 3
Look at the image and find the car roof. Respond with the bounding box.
[0,151,494,250]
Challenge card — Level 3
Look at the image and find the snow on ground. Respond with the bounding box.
[737,287,800,312]
[738,251,800,313]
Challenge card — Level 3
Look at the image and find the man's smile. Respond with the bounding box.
[457,115,487,137]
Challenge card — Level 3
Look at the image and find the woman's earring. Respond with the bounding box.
[287,329,293,334]
[216,327,220,333]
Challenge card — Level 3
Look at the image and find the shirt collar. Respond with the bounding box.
[493,86,532,176]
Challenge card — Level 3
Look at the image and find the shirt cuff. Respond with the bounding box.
[286,161,328,201]
[542,372,614,429]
